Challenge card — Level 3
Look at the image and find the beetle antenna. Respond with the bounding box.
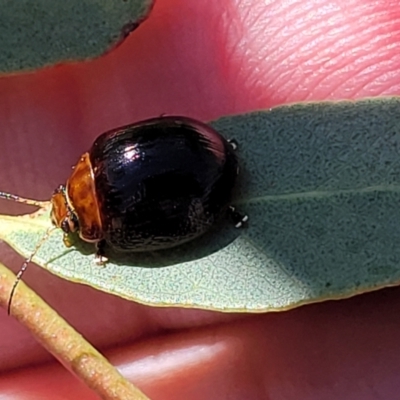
[0,191,48,208]
[7,226,57,315]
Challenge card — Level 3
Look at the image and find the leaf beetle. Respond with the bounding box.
[50,115,246,260]
[1,115,247,312]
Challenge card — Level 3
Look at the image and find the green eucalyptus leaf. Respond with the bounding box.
[0,0,153,74]
[1,97,400,312]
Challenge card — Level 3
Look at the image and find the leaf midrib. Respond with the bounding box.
[240,184,400,205]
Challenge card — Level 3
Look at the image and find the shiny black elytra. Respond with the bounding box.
[50,116,241,257]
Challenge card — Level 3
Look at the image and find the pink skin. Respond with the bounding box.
[1,0,400,398]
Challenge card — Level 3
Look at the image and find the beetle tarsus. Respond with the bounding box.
[62,233,73,248]
[228,206,248,228]
[228,139,238,151]
[95,240,108,265]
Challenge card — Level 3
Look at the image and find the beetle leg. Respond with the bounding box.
[94,240,108,265]
[62,233,73,248]
[228,139,238,151]
[228,206,248,228]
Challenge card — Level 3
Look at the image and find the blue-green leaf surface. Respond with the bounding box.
[0,0,153,73]
[1,98,400,312]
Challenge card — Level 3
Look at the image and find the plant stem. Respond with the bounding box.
[0,262,150,400]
